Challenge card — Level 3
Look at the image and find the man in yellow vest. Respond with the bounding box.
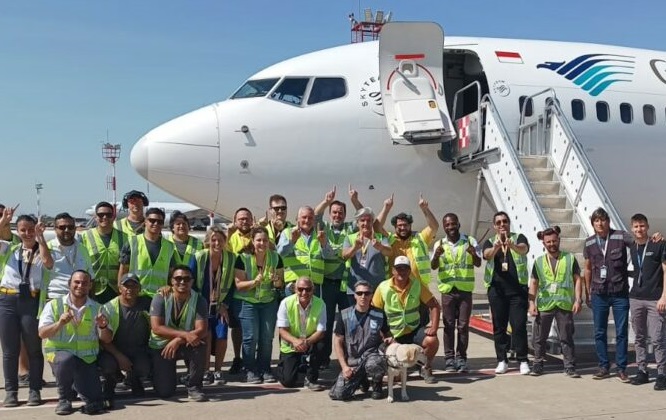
[482,211,530,375]
[260,194,293,246]
[372,256,441,384]
[38,270,107,415]
[431,213,481,374]
[118,207,177,310]
[149,265,208,401]
[114,190,148,236]
[227,207,254,254]
[276,277,327,391]
[277,206,332,297]
[528,226,583,377]
[82,201,126,304]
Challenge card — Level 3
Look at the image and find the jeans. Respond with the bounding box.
[238,300,278,375]
[591,293,629,370]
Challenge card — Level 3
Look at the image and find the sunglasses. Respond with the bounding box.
[147,218,164,225]
[56,225,76,231]
[355,291,372,297]
[495,219,510,226]
[172,276,192,283]
[96,213,114,219]
[272,206,287,212]
[296,287,313,293]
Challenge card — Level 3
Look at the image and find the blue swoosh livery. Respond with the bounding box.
[537,54,635,96]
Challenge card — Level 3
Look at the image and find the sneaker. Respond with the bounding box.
[103,399,114,411]
[178,373,190,386]
[80,401,104,415]
[229,357,243,375]
[564,368,581,378]
[246,371,263,384]
[617,370,631,383]
[18,373,29,387]
[304,378,325,392]
[213,371,226,385]
[203,371,215,385]
[519,362,531,375]
[654,374,666,391]
[371,382,383,400]
[27,389,42,407]
[262,371,277,384]
[592,367,610,380]
[631,369,650,385]
[420,367,438,384]
[187,388,208,402]
[495,361,508,374]
[530,363,544,376]
[3,391,19,408]
[444,358,457,373]
[456,359,469,373]
[55,399,74,415]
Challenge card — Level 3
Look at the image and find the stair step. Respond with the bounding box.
[542,208,574,224]
[560,237,586,254]
[524,168,554,182]
[556,223,582,238]
[519,156,549,169]
[530,181,561,195]
[537,195,567,209]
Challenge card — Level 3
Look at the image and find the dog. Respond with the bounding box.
[384,343,427,403]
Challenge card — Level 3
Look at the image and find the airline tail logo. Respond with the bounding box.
[537,54,635,96]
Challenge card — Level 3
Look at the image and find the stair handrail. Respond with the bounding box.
[452,81,481,121]
[480,93,549,229]
[545,100,627,232]
[518,88,558,153]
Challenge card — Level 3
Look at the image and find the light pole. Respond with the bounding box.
[35,183,43,220]
[102,143,121,213]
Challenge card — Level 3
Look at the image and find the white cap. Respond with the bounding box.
[394,256,411,267]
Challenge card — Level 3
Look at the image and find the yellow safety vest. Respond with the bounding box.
[100,296,149,338]
[128,235,174,297]
[389,233,431,286]
[227,231,251,254]
[376,278,421,338]
[43,297,100,364]
[193,249,236,305]
[82,228,125,295]
[149,293,199,349]
[168,235,203,266]
[234,251,280,304]
[114,218,142,236]
[279,294,325,354]
[281,227,325,285]
[435,236,476,293]
[483,233,529,288]
[534,252,575,312]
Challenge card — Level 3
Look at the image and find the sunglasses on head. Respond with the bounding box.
[355,291,372,297]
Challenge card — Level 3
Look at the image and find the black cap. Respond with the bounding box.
[120,273,141,286]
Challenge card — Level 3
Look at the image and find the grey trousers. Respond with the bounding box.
[532,308,576,369]
[50,351,103,404]
[630,298,666,374]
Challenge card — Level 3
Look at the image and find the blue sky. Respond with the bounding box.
[1,0,663,217]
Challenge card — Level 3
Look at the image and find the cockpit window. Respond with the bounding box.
[270,78,309,106]
[307,78,347,105]
[231,78,279,99]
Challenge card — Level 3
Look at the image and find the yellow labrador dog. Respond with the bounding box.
[384,343,426,403]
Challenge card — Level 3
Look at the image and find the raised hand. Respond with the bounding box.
[325,186,336,203]
[348,184,358,202]
[0,207,14,227]
[418,193,428,210]
[290,227,300,244]
[384,193,394,209]
[95,313,109,329]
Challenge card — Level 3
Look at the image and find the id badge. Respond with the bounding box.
[501,262,509,272]
[548,283,558,294]
[600,265,607,279]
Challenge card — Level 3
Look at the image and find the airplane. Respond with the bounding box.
[130,21,666,261]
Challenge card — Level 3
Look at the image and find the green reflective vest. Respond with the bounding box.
[279,294,325,354]
[323,221,355,277]
[114,218,142,236]
[194,249,236,305]
[227,231,251,254]
[389,233,431,286]
[128,235,174,297]
[281,228,325,285]
[376,278,421,338]
[149,293,199,350]
[234,251,280,304]
[43,297,100,364]
[534,252,575,312]
[82,228,125,296]
[435,236,476,293]
[483,233,529,288]
[267,221,293,245]
[101,296,149,339]
[0,242,18,278]
[168,235,203,266]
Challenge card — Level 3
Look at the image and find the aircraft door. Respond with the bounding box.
[379,22,456,144]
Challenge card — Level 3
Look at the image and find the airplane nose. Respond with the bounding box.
[130,105,221,210]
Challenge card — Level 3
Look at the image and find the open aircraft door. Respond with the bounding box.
[379,22,456,144]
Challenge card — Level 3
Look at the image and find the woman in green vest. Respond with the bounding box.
[169,211,203,266]
[234,226,284,384]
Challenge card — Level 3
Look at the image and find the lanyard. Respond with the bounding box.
[636,243,648,286]
[298,304,310,338]
[547,254,561,278]
[17,243,39,285]
[59,244,79,270]
[209,253,222,307]
[596,235,609,259]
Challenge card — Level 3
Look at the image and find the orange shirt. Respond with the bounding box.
[372,276,434,309]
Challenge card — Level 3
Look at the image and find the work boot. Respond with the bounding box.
[55,399,74,415]
[27,389,42,407]
[654,374,666,391]
[81,401,105,415]
[3,391,19,408]
[371,382,383,400]
[592,367,610,380]
[304,378,325,392]
[187,387,208,402]
[631,369,649,385]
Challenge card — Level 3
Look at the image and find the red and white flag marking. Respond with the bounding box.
[457,116,471,150]
[495,51,523,64]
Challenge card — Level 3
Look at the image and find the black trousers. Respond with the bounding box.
[150,344,207,398]
[98,348,151,396]
[50,351,103,404]
[488,286,528,362]
[277,340,325,388]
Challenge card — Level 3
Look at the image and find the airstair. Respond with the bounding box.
[450,84,627,353]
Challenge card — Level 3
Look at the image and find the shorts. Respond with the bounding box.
[395,326,427,346]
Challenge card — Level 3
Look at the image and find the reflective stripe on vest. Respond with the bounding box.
[436,237,475,293]
[128,235,174,297]
[483,233,528,288]
[282,228,325,285]
[227,231,251,254]
[535,252,575,312]
[149,293,199,349]
[377,279,421,337]
[194,249,236,304]
[43,297,100,364]
[114,218,141,236]
[169,235,203,266]
[279,294,325,354]
[389,233,431,285]
[324,222,355,276]
[234,251,279,304]
[83,228,124,295]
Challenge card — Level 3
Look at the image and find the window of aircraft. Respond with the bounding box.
[643,105,656,125]
[620,103,632,124]
[519,96,533,117]
[231,78,279,99]
[270,77,310,106]
[571,99,585,121]
[596,101,609,122]
[307,78,347,105]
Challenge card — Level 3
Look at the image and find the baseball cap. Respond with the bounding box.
[120,273,141,286]
[394,256,411,268]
